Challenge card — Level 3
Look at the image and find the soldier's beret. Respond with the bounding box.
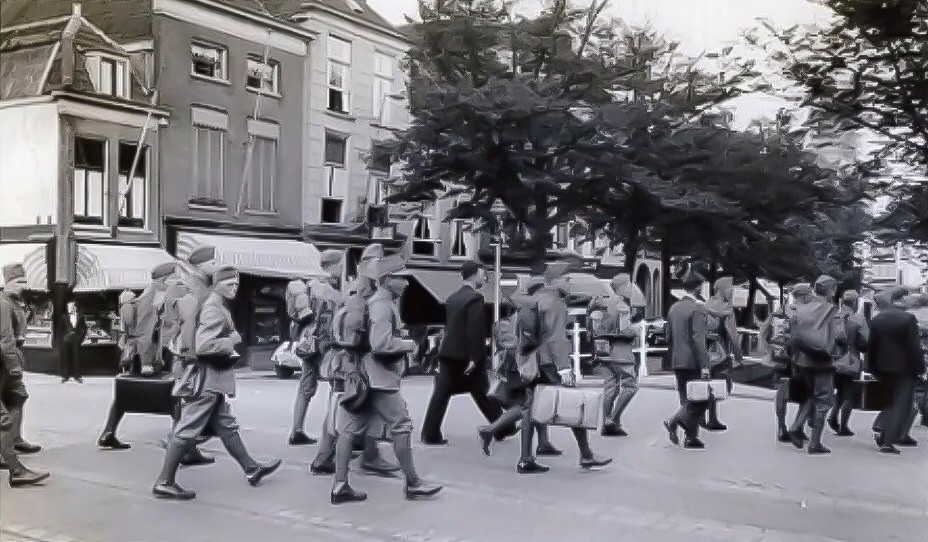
[2,263,25,283]
[187,245,216,267]
[213,265,239,284]
[320,249,344,267]
[151,262,177,280]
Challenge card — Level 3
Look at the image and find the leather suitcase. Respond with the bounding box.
[685,379,728,402]
[853,379,893,412]
[114,375,179,418]
[531,385,603,430]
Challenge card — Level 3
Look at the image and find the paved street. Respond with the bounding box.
[2,372,926,542]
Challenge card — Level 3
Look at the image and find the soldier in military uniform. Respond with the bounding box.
[588,273,645,437]
[1,263,49,486]
[703,277,743,431]
[133,262,175,375]
[153,265,281,500]
[330,255,441,504]
[289,249,344,446]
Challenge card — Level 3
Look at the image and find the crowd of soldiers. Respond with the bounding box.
[2,245,926,499]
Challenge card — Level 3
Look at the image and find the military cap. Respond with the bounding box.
[213,265,239,284]
[187,245,216,267]
[151,262,177,280]
[713,277,734,291]
[461,260,483,280]
[362,253,407,280]
[814,275,837,288]
[320,249,344,268]
[791,284,813,297]
[680,268,705,290]
[2,263,25,284]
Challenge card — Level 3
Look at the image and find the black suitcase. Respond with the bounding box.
[852,379,893,412]
[786,376,809,404]
[113,375,180,420]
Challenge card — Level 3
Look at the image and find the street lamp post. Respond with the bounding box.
[490,201,508,361]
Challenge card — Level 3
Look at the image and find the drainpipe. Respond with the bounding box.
[60,4,83,87]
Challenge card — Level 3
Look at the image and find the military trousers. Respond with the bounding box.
[169,391,240,448]
[601,361,639,426]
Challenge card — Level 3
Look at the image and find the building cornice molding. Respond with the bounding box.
[293,3,411,48]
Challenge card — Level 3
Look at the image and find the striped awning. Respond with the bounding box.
[0,243,47,290]
[175,232,325,279]
[73,244,176,292]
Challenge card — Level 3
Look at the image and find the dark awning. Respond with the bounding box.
[402,269,514,305]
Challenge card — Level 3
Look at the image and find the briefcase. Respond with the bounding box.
[531,385,603,430]
[114,375,179,418]
[685,379,728,402]
[786,376,809,404]
[853,378,893,412]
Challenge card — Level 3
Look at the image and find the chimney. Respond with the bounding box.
[72,3,82,16]
[60,4,82,86]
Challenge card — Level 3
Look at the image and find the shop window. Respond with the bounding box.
[327,36,351,113]
[321,198,343,224]
[191,42,227,81]
[251,299,282,346]
[84,53,129,98]
[247,137,277,213]
[118,142,147,227]
[73,137,107,225]
[246,55,279,94]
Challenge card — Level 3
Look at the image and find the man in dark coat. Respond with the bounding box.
[59,301,87,383]
[662,268,712,449]
[421,261,503,444]
[868,287,927,454]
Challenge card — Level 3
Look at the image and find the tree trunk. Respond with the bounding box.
[708,259,718,295]
[740,275,759,327]
[778,280,785,309]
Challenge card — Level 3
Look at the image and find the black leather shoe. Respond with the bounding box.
[331,483,367,504]
[701,420,727,432]
[98,433,131,450]
[75,377,84,383]
[246,459,283,487]
[181,448,215,466]
[421,437,449,446]
[13,441,41,454]
[835,427,855,437]
[601,423,628,437]
[874,431,885,448]
[152,482,196,500]
[404,480,443,500]
[683,437,705,449]
[895,435,918,447]
[878,444,901,455]
[288,431,317,446]
[663,420,680,446]
[827,417,841,434]
[495,426,520,442]
[535,443,563,456]
[517,460,550,474]
[310,463,336,475]
[580,455,613,469]
[8,467,50,488]
[788,429,807,450]
[807,443,831,455]
[478,428,493,456]
[777,430,792,443]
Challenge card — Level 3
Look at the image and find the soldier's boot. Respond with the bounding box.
[289,394,317,446]
[359,437,400,476]
[310,430,337,475]
[535,424,563,456]
[788,402,812,449]
[517,416,549,473]
[392,433,442,500]
[221,432,282,487]
[331,432,366,504]
[152,443,196,500]
[10,407,41,454]
[807,413,831,455]
[702,400,727,432]
[573,428,612,469]
[3,431,49,488]
[836,403,855,436]
[181,447,216,466]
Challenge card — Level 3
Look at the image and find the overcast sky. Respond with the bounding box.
[366,0,831,55]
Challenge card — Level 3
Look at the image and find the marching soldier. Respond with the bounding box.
[1,263,49,486]
[829,290,868,437]
[152,265,281,500]
[770,284,813,443]
[330,253,441,504]
[703,277,743,431]
[589,273,645,437]
[289,249,344,446]
[133,262,175,375]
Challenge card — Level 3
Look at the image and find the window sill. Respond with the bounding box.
[117,225,154,235]
[73,222,109,231]
[243,208,279,217]
[324,109,356,122]
[246,87,281,100]
[188,202,229,213]
[190,73,231,86]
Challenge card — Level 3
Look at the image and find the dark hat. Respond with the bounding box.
[151,262,177,280]
[461,260,483,280]
[814,275,837,288]
[2,263,25,284]
[680,268,705,290]
[713,277,734,291]
[791,284,813,298]
[187,245,216,267]
[213,265,239,284]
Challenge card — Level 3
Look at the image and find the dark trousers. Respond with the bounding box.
[421,360,502,441]
[873,375,917,445]
[519,366,592,462]
[60,342,81,379]
[792,367,834,446]
[670,368,709,439]
[829,373,856,429]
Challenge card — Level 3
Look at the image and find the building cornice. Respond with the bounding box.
[293,3,411,48]
[154,0,317,43]
[52,91,171,128]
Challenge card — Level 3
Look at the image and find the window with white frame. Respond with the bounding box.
[85,53,130,98]
[247,136,277,213]
[412,201,437,256]
[373,52,394,120]
[191,42,227,81]
[73,137,107,225]
[449,200,471,258]
[118,142,147,227]
[327,36,351,113]
[246,55,279,94]
[191,108,228,204]
[325,131,347,167]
